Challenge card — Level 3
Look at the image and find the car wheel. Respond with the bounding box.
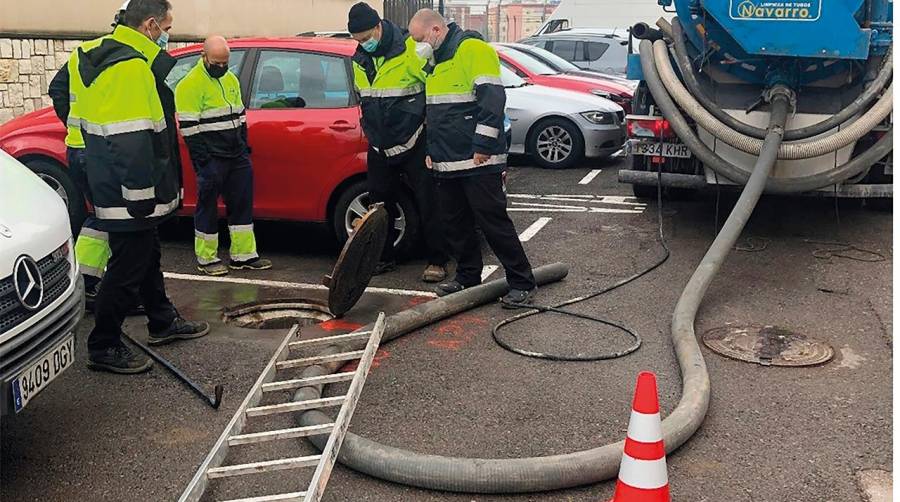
[25,158,87,236]
[529,117,585,169]
[331,181,421,258]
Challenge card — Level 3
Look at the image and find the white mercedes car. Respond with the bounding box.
[0,148,84,415]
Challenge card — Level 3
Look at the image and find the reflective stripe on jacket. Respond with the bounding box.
[48,34,112,148]
[175,59,248,166]
[77,25,181,232]
[352,20,427,158]
[425,23,507,177]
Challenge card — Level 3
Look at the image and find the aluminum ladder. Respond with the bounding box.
[178,312,387,502]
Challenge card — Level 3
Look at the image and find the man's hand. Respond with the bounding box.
[425,155,433,169]
[473,152,491,166]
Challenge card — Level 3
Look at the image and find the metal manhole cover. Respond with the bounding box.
[702,324,834,367]
[324,203,389,317]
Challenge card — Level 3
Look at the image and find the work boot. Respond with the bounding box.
[148,317,211,346]
[422,264,447,283]
[230,257,273,271]
[500,287,537,309]
[435,280,478,297]
[87,344,153,374]
[198,262,229,276]
[372,261,396,276]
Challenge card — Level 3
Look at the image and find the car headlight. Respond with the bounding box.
[591,89,612,99]
[580,111,615,125]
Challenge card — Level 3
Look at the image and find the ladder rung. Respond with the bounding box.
[276,351,365,370]
[246,396,346,417]
[220,492,307,502]
[262,372,357,393]
[206,455,321,479]
[288,331,372,350]
[228,423,334,446]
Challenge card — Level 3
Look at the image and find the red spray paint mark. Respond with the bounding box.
[340,348,391,373]
[405,296,433,307]
[319,319,364,332]
[426,315,487,351]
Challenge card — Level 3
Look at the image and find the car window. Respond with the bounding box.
[501,48,557,75]
[586,42,609,61]
[250,50,351,109]
[548,40,577,61]
[520,45,580,72]
[499,65,526,88]
[166,50,246,90]
[500,60,528,78]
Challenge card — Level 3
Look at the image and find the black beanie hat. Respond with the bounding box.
[348,2,381,34]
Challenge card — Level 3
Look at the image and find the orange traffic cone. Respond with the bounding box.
[610,371,671,502]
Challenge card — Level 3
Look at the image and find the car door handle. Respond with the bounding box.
[329,121,357,132]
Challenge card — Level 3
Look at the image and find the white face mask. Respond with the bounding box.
[415,41,433,61]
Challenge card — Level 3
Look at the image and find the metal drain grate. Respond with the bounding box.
[702,323,834,367]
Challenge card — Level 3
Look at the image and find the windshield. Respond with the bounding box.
[499,47,558,76]
[519,45,581,73]
[500,65,527,88]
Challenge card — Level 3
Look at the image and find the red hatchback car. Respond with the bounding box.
[494,43,633,113]
[0,37,421,251]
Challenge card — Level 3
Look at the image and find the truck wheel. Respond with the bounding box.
[632,184,659,200]
[25,157,87,236]
[529,117,585,169]
[332,181,421,258]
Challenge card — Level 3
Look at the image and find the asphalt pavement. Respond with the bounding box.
[1,156,892,502]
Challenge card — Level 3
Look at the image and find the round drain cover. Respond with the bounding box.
[324,203,389,317]
[702,324,834,367]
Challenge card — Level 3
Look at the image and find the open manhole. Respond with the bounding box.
[223,299,335,329]
[222,204,390,330]
[702,323,834,367]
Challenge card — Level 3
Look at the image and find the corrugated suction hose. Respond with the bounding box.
[652,39,892,160]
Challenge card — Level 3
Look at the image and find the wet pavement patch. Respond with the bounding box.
[222,299,335,330]
[702,323,834,367]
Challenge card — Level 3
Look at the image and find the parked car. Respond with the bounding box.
[499,42,637,88]
[0,37,425,253]
[502,65,625,169]
[494,43,633,113]
[519,30,631,76]
[0,149,84,416]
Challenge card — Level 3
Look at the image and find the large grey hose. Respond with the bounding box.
[653,39,894,160]
[669,17,893,142]
[640,39,894,193]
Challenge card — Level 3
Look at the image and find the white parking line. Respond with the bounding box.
[518,217,552,242]
[509,202,643,214]
[481,265,499,281]
[162,272,437,298]
[578,169,602,185]
[509,194,647,206]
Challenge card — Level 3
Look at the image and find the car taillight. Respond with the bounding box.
[626,116,675,139]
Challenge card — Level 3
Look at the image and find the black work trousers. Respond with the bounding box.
[367,137,447,265]
[435,172,536,291]
[88,228,177,353]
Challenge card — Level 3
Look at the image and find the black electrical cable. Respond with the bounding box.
[492,159,671,361]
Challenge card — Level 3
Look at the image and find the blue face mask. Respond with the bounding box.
[156,30,170,50]
[151,19,169,50]
[361,37,379,53]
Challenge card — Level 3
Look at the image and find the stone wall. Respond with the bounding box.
[0,37,194,124]
[0,38,71,124]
